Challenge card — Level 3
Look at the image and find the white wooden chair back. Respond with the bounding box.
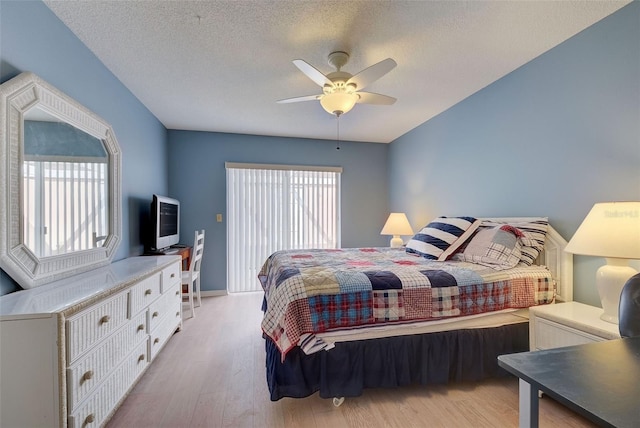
[182,229,205,318]
[189,229,205,275]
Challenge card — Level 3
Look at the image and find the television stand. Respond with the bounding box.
[145,245,191,270]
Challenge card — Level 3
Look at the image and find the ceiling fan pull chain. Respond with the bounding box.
[336,114,340,150]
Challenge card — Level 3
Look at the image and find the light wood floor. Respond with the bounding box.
[106,293,597,428]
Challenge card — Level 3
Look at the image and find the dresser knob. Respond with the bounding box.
[85,413,95,424]
[138,354,145,363]
[81,370,94,383]
[99,315,110,324]
[137,324,144,332]
[152,311,159,318]
[171,273,176,278]
[175,290,179,296]
[176,311,180,317]
[145,289,152,296]
[154,337,160,344]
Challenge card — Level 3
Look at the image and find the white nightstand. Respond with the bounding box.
[529,301,621,351]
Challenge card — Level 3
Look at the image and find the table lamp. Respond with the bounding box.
[564,201,640,323]
[380,213,414,248]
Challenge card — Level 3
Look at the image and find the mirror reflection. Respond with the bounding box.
[23,107,109,258]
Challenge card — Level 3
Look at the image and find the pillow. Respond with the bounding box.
[481,218,548,265]
[406,216,481,260]
[452,225,523,270]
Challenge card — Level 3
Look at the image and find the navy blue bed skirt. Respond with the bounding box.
[265,322,529,401]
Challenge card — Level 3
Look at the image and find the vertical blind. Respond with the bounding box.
[226,163,342,293]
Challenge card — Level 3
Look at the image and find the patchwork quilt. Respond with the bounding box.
[259,247,555,358]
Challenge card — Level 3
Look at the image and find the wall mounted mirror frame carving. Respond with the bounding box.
[0,72,121,289]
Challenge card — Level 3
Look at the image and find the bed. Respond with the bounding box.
[259,217,573,402]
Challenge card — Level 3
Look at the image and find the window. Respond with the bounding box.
[226,163,341,293]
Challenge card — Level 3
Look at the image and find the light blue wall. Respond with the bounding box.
[167,131,389,292]
[0,1,169,294]
[388,2,640,307]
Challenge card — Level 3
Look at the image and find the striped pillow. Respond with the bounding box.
[481,218,548,265]
[406,216,481,261]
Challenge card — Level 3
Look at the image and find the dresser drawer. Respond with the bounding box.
[161,261,181,292]
[533,316,605,350]
[68,341,149,428]
[67,311,147,411]
[148,281,181,333]
[149,299,182,361]
[66,291,129,363]
[129,273,162,316]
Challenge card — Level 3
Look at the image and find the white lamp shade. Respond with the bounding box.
[381,213,413,248]
[381,213,414,236]
[564,202,640,259]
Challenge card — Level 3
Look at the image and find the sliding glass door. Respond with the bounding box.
[226,163,341,293]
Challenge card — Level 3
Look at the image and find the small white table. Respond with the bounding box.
[529,301,620,351]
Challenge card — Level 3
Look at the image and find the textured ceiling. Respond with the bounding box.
[44,1,630,144]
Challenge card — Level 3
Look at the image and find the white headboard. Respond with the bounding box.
[481,218,573,303]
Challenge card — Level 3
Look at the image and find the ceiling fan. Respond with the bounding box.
[277,51,397,117]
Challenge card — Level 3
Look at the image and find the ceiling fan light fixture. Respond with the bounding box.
[320,92,359,116]
[280,52,397,116]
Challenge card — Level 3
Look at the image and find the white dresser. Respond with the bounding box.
[0,256,183,427]
[529,301,620,351]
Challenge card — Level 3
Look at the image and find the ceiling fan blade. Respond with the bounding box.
[356,92,396,105]
[277,94,321,104]
[292,59,332,87]
[347,58,397,91]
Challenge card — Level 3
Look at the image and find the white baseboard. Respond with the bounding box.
[201,290,228,297]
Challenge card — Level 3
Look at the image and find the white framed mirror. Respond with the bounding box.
[0,72,121,289]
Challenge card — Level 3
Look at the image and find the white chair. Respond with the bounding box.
[182,229,205,318]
